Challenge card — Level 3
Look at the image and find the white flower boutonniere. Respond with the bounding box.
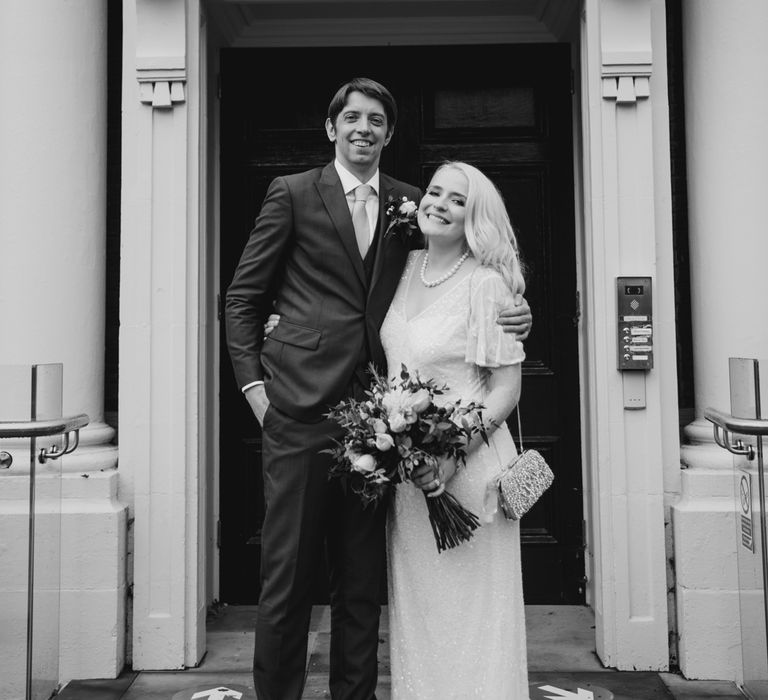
[384,195,419,240]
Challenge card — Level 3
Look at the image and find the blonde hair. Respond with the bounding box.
[433,161,525,295]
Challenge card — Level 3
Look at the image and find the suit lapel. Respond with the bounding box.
[317,163,366,286]
[368,175,410,310]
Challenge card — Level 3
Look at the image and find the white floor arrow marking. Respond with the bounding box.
[539,684,595,700]
[190,688,244,700]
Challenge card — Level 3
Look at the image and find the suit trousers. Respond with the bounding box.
[254,400,388,700]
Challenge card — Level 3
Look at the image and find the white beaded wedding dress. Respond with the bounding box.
[380,251,530,700]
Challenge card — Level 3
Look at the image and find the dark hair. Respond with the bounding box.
[327,77,397,130]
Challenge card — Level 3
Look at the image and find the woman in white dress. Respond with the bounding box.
[380,161,529,699]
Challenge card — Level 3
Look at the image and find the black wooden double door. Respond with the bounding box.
[219,44,584,605]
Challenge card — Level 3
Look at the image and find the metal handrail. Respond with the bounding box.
[705,407,768,462]
[705,407,768,436]
[0,413,89,439]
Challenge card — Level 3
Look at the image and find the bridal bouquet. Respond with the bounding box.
[324,363,488,552]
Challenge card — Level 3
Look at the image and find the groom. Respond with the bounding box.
[225,77,532,700]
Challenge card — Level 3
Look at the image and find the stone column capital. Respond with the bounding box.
[135,0,187,108]
[597,0,653,102]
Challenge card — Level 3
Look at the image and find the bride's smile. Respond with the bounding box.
[417,168,468,250]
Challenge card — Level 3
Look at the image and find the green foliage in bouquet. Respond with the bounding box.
[323,363,488,552]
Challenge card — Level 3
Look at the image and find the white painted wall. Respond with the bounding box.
[0,0,107,423]
[0,0,127,688]
[674,0,768,680]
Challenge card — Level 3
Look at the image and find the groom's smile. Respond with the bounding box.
[325,90,393,181]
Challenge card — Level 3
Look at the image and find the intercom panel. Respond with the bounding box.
[617,277,653,370]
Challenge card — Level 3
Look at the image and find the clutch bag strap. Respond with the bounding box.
[515,405,525,452]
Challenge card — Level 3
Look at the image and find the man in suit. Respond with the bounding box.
[225,77,532,700]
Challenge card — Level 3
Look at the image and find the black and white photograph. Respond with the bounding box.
[0,1,766,699]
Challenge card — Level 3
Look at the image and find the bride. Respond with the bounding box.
[381,161,529,699]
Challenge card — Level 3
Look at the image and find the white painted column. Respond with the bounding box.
[580,0,675,670]
[0,2,117,469]
[121,0,206,669]
[0,0,126,683]
[674,0,768,681]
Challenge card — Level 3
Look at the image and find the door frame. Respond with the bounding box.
[122,0,678,672]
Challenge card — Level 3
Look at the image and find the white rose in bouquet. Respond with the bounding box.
[375,433,395,451]
[352,453,377,474]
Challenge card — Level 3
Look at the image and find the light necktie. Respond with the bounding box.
[351,184,373,258]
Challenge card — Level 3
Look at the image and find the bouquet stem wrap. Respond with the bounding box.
[425,490,481,552]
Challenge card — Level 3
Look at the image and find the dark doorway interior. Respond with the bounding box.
[218,44,584,605]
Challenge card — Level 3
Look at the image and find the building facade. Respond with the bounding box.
[1,0,767,689]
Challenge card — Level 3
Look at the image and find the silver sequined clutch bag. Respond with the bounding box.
[496,407,554,520]
[498,448,554,520]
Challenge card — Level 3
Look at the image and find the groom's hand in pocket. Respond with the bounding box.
[244,384,270,426]
[497,294,532,341]
[263,313,280,339]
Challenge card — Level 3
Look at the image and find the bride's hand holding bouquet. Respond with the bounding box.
[410,453,456,499]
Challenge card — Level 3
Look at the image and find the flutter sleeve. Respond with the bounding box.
[465,269,526,367]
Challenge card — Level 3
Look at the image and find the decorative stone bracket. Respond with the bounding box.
[601,50,651,104]
[602,73,651,103]
[137,58,186,108]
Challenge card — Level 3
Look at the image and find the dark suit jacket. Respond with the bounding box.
[225,162,423,423]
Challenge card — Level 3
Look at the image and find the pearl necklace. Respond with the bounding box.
[420,250,470,288]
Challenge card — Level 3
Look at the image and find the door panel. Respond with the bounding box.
[219,44,583,604]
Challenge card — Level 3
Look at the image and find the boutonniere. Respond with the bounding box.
[384,195,419,240]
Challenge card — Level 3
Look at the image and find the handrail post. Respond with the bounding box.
[26,434,35,700]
